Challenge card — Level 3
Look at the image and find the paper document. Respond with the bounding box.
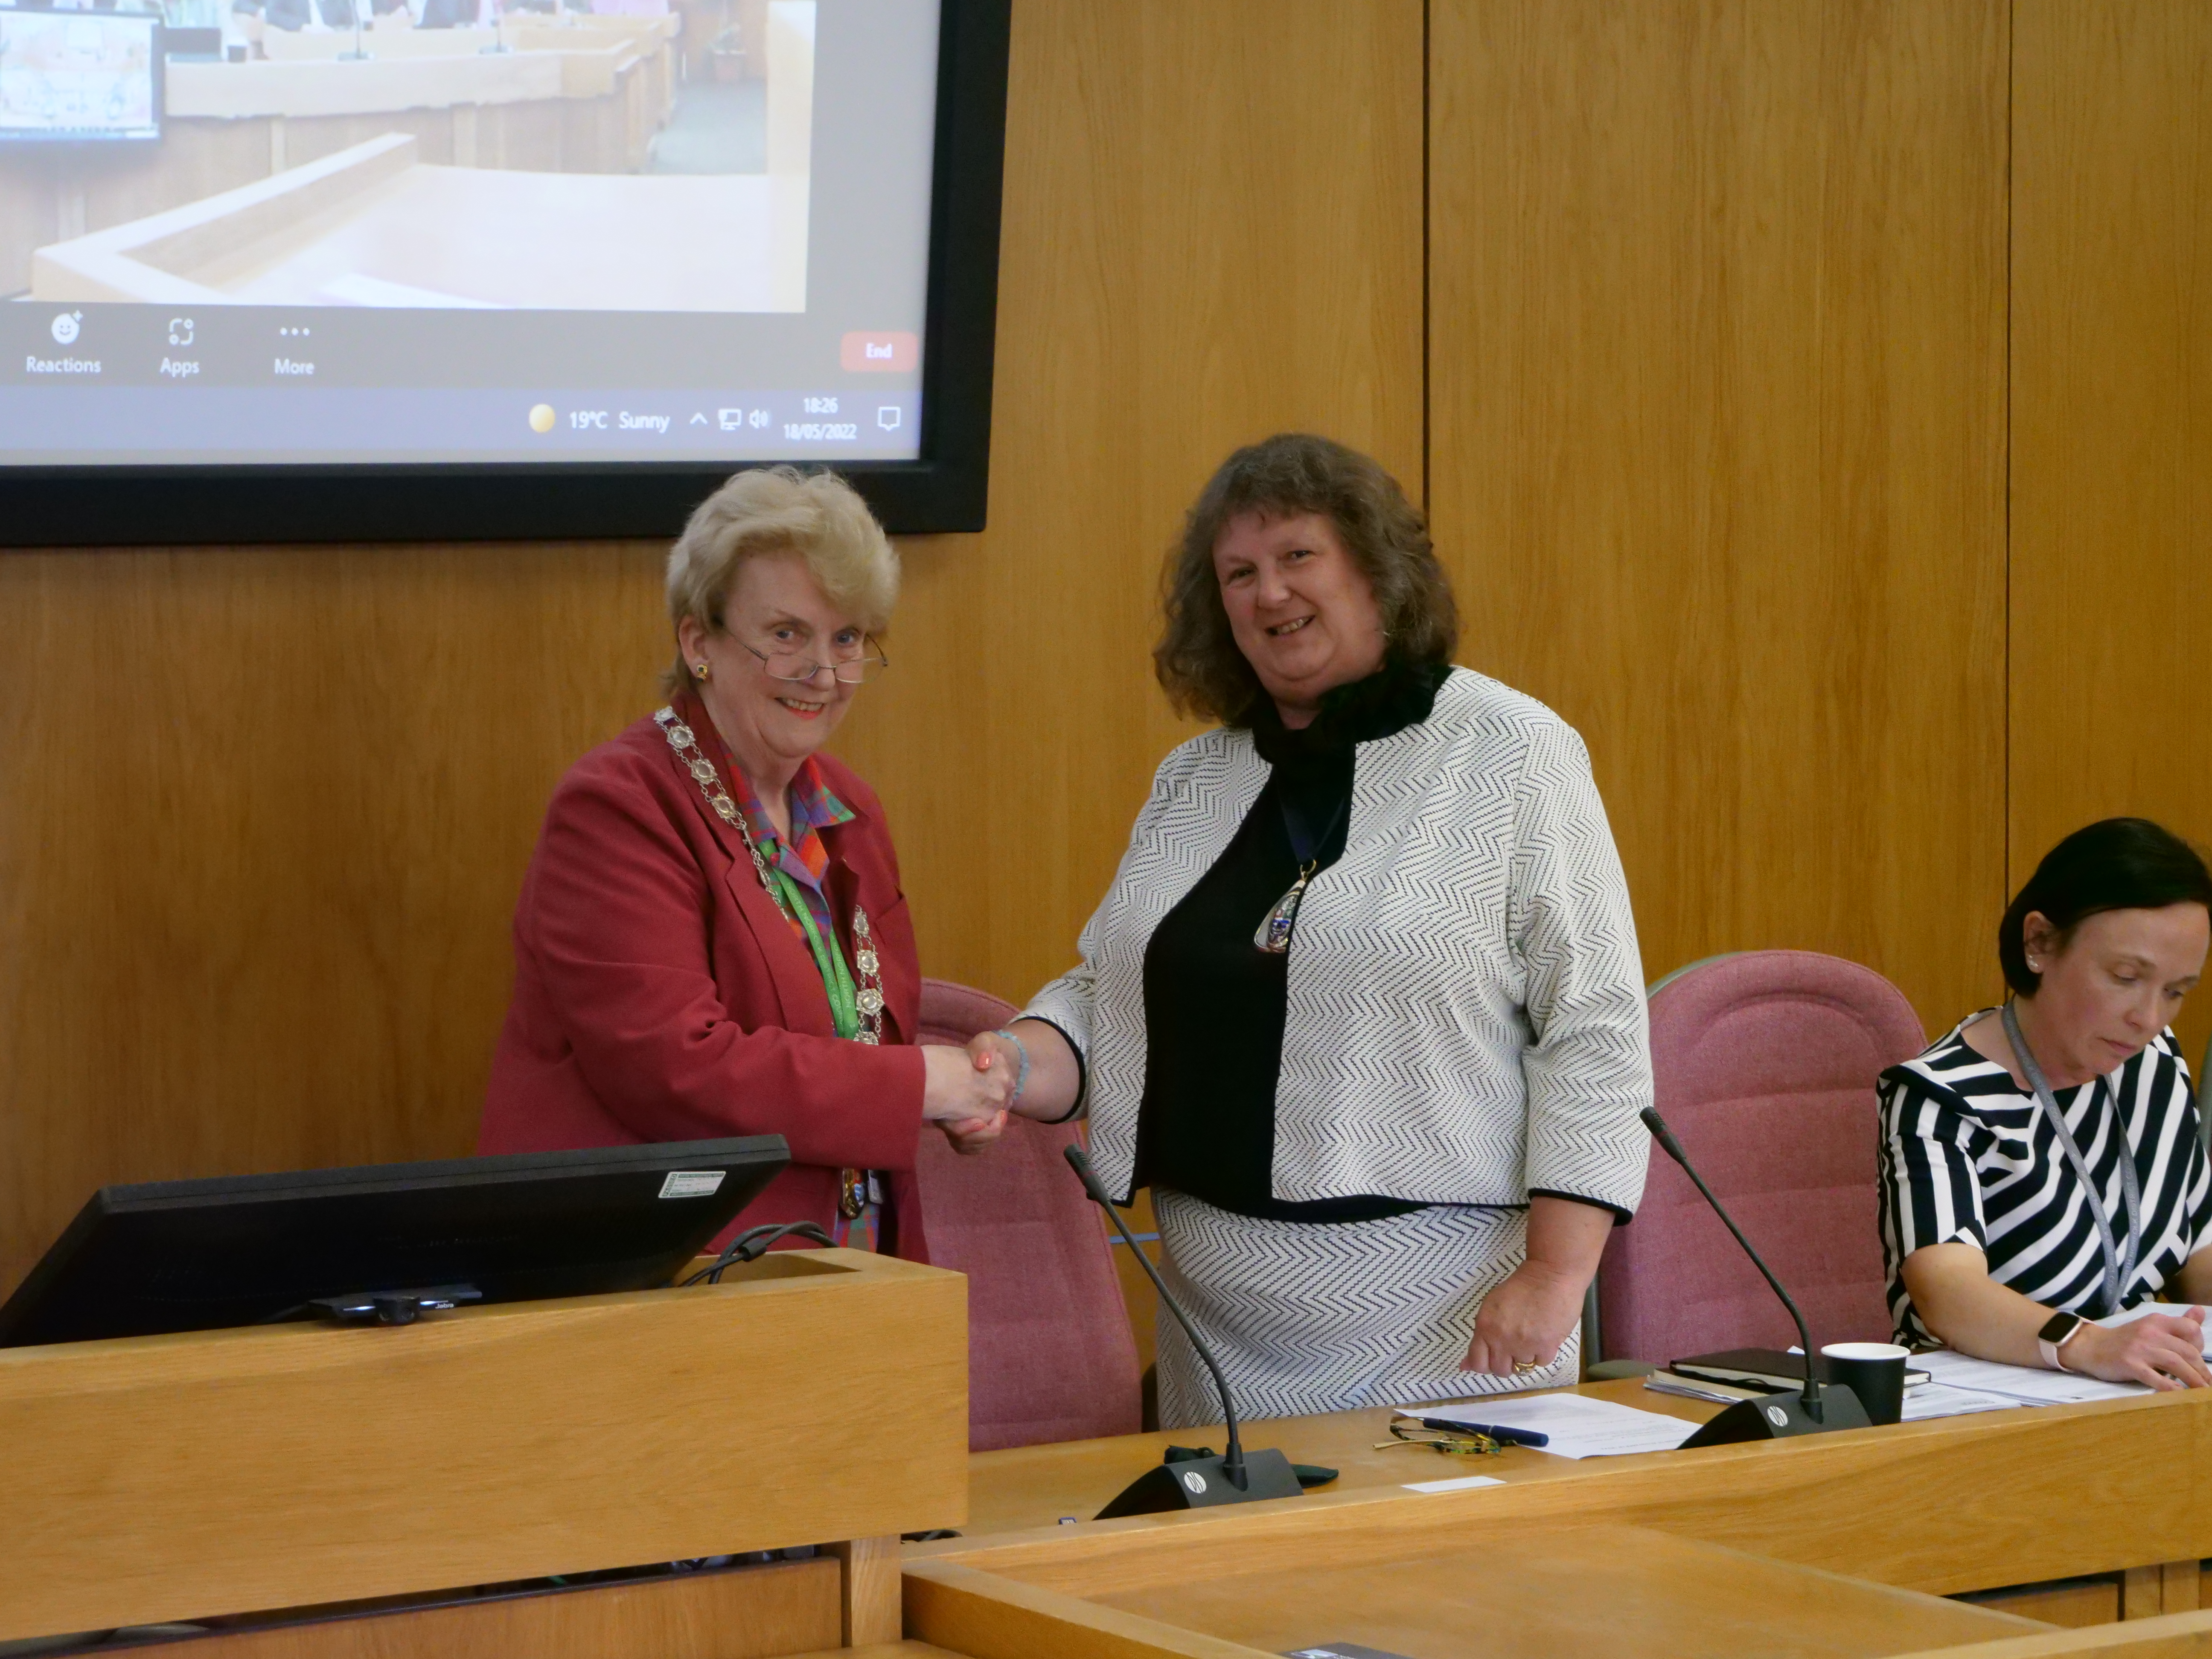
[1900,1382,2024,1421]
[2096,1303,2212,1356]
[1916,1348,2149,1405]
[1401,1393,1697,1459]
[1402,1473,1505,1494]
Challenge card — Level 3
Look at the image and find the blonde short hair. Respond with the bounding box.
[662,466,899,699]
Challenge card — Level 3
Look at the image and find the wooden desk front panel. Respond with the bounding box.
[0,1252,965,1643]
[175,1557,842,1659]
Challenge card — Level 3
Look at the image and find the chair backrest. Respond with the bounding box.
[1596,950,1925,1365]
[911,978,1142,1451]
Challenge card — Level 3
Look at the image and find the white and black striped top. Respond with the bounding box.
[1877,1014,2212,1345]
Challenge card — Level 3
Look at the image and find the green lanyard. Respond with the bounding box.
[768,864,861,1040]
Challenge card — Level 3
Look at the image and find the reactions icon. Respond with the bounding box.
[51,312,81,345]
[528,404,556,434]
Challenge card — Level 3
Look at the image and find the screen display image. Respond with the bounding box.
[0,0,1006,524]
[0,9,160,142]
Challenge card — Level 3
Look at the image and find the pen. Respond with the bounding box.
[1418,1416,1549,1448]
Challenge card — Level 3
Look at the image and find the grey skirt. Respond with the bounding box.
[1151,1188,1578,1430]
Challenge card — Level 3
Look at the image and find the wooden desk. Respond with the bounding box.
[914,1380,2212,1658]
[960,1382,1709,1535]
[0,1249,963,1652]
[1099,1523,2039,1659]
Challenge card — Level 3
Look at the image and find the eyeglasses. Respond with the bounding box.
[1375,1420,1503,1457]
[738,636,891,685]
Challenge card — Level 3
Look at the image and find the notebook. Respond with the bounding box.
[1670,1347,1930,1392]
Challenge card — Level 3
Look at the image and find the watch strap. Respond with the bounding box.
[2037,1311,2086,1371]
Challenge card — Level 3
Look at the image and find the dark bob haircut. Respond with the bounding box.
[1153,433,1459,725]
[2000,818,2212,996]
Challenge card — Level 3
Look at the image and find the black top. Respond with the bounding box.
[1132,660,1449,1222]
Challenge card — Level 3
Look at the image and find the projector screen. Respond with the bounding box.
[0,0,1006,542]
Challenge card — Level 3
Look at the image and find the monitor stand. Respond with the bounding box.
[307,1285,483,1327]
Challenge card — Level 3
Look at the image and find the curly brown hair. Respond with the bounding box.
[1153,434,1459,724]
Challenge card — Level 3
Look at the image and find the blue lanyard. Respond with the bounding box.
[1279,789,1349,871]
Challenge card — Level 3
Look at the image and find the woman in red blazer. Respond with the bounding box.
[479,468,1010,1260]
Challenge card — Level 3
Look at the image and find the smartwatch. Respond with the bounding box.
[2037,1310,2087,1371]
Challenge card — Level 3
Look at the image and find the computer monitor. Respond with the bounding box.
[0,1135,789,1347]
[0,0,1011,541]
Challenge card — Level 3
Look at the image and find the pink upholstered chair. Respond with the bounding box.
[1593,950,1926,1368]
[911,978,1142,1451]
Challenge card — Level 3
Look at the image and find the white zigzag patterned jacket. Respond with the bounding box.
[1026,667,1654,1216]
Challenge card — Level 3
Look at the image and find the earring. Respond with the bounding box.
[693,662,710,681]
[2027,958,2041,971]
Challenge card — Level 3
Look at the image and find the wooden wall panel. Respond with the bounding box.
[832,0,1426,1008]
[0,542,666,1289]
[0,1,1424,1296]
[1427,0,2010,1033]
[17,0,2202,1371]
[2010,0,2212,1061]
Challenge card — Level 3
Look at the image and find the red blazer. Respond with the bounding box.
[477,702,930,1260]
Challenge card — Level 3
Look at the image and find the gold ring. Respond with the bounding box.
[1513,1359,1541,1374]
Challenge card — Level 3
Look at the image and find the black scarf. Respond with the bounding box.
[1243,656,1450,774]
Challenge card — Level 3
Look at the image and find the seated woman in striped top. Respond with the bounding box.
[1880,818,2212,1389]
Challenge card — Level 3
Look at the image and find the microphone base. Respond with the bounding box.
[1094,1447,1305,1519]
[1681,1382,1872,1447]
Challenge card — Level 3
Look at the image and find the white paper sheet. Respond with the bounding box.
[1915,1348,2149,1405]
[1402,1473,1507,1494]
[1399,1393,1698,1459]
[2096,1303,2212,1355]
[1898,1381,2025,1421]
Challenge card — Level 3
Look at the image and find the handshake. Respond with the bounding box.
[918,1029,1027,1156]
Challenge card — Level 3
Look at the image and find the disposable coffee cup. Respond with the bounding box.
[1821,1341,1909,1426]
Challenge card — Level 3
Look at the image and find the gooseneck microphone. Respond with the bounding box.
[1062,1144,1303,1516]
[1639,1107,1871,1445]
[1064,1143,1248,1481]
[1642,1107,1819,1416]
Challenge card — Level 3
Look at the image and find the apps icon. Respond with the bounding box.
[168,318,195,347]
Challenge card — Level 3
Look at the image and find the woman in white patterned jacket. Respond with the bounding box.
[968,434,1655,1427]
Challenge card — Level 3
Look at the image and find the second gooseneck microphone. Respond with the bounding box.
[1641,1106,1821,1417]
[1639,1107,1871,1444]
